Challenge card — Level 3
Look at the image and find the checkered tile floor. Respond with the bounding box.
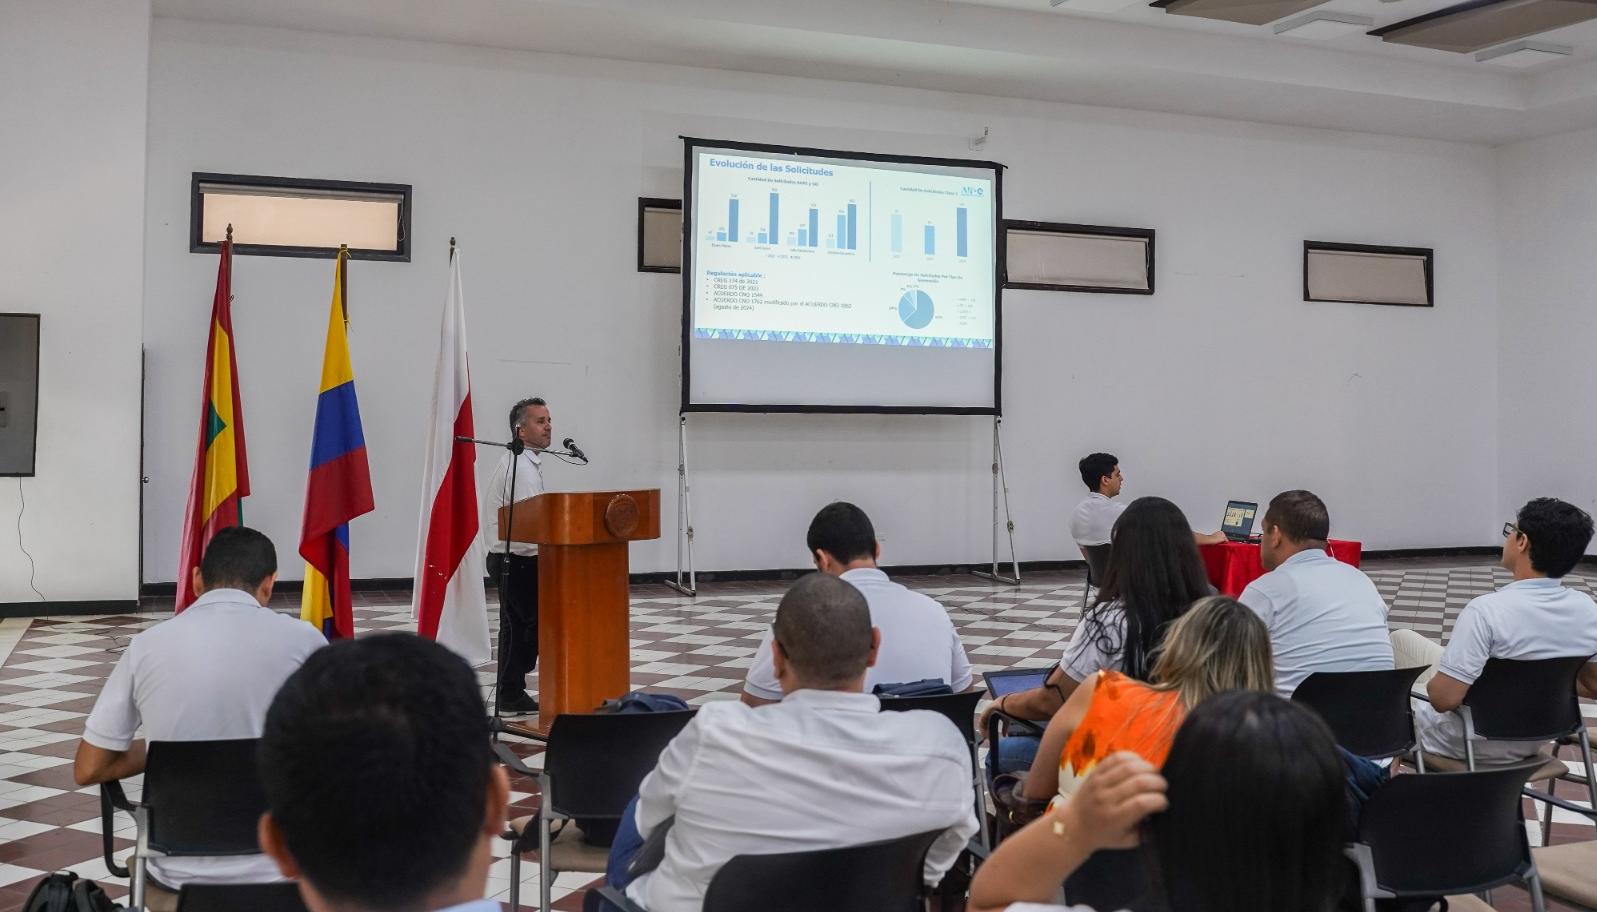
[0,559,1591,910]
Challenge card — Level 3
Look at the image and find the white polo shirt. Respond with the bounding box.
[742,567,973,700]
[1070,493,1125,548]
[627,689,979,912]
[1238,549,1393,697]
[82,588,326,888]
[483,448,545,557]
[1058,603,1128,682]
[1416,577,1597,762]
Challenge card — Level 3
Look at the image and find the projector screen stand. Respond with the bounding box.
[664,414,698,597]
[971,416,1021,586]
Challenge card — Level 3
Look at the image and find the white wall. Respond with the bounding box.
[0,1,149,604]
[139,19,1503,582]
[1498,128,1597,548]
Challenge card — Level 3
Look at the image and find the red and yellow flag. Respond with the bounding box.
[175,239,249,610]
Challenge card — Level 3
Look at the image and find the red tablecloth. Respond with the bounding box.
[1199,539,1362,597]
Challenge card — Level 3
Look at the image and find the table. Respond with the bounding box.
[1198,539,1363,597]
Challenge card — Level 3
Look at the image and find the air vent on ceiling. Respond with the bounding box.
[1150,0,1330,25]
[1369,0,1597,53]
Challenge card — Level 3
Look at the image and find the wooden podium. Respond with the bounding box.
[497,489,660,738]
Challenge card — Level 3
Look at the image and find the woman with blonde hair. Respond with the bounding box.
[1018,595,1274,806]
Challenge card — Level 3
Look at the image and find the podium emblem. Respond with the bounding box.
[604,494,641,538]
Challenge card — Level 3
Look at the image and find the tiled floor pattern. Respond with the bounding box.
[0,560,1591,910]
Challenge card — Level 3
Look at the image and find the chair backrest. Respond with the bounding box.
[1354,760,1542,897]
[175,883,308,912]
[1463,655,1590,741]
[1292,666,1426,759]
[544,710,697,819]
[701,828,944,912]
[1082,544,1112,587]
[143,739,267,856]
[878,689,984,748]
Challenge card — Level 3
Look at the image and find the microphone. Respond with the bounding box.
[562,437,589,462]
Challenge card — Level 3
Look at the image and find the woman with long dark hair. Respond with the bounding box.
[970,692,1349,912]
[982,497,1213,778]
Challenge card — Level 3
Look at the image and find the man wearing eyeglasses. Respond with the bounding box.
[1393,497,1597,762]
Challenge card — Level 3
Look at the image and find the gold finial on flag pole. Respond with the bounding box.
[225,223,233,243]
[449,236,456,262]
[338,244,350,326]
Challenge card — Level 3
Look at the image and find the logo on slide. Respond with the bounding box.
[898,290,935,330]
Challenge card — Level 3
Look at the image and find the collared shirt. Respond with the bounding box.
[627,689,979,912]
[82,588,326,887]
[1417,577,1597,761]
[483,449,545,557]
[1069,493,1125,548]
[1238,549,1393,697]
[742,568,973,700]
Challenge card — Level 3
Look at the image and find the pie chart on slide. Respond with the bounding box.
[898,290,934,330]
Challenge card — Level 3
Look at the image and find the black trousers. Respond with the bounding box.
[488,551,540,698]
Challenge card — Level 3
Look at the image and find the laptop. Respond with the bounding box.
[982,666,1054,698]
[1221,500,1260,543]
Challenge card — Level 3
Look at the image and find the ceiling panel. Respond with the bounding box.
[1372,0,1597,52]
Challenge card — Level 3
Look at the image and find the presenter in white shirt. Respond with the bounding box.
[74,527,326,895]
[1395,497,1597,762]
[482,397,551,715]
[741,501,972,705]
[621,572,978,912]
[1069,453,1225,549]
[1238,490,1393,697]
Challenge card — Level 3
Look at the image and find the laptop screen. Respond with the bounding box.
[983,668,1052,698]
[1222,501,1259,538]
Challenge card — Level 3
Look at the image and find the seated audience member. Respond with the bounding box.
[1018,596,1273,805]
[1069,453,1225,550]
[969,692,1348,912]
[622,572,979,912]
[74,526,325,896]
[742,501,971,704]
[1239,490,1393,697]
[981,497,1213,776]
[258,634,508,912]
[1395,497,1597,763]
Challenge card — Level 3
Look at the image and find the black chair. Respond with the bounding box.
[100,739,268,912]
[1293,666,1427,766]
[1347,759,1547,912]
[495,710,696,912]
[1411,655,1597,842]
[596,828,945,912]
[174,883,308,912]
[1081,544,1112,608]
[880,689,989,847]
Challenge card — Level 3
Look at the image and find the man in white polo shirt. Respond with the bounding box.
[742,502,972,705]
[623,573,978,912]
[1395,497,1597,762]
[74,527,326,902]
[1239,489,1393,697]
[1069,452,1226,549]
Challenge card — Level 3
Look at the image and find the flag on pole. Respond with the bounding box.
[299,247,374,639]
[175,237,249,611]
[411,245,491,665]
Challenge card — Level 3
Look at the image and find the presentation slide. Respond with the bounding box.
[683,140,1002,413]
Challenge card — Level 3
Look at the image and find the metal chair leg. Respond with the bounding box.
[131,806,149,912]
[508,837,521,910]
[1528,871,1548,912]
[1578,729,1597,815]
[1542,783,1556,847]
[540,815,553,912]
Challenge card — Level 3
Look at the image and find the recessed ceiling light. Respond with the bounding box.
[1475,39,1574,66]
[1051,0,1145,10]
[1274,10,1375,37]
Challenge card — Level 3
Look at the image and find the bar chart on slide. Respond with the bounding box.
[706,192,860,250]
[888,205,970,259]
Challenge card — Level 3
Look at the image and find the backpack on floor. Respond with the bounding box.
[21,872,122,912]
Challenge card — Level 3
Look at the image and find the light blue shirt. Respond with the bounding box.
[1239,548,1393,697]
[436,902,499,912]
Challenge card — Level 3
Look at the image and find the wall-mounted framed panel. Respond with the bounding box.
[1304,241,1433,307]
[0,314,41,477]
[638,197,683,273]
[190,172,411,261]
[1003,221,1155,295]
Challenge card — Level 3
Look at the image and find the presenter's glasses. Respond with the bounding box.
[1503,522,1521,539]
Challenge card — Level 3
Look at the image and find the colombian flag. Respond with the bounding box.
[176,239,249,611]
[299,248,374,639]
